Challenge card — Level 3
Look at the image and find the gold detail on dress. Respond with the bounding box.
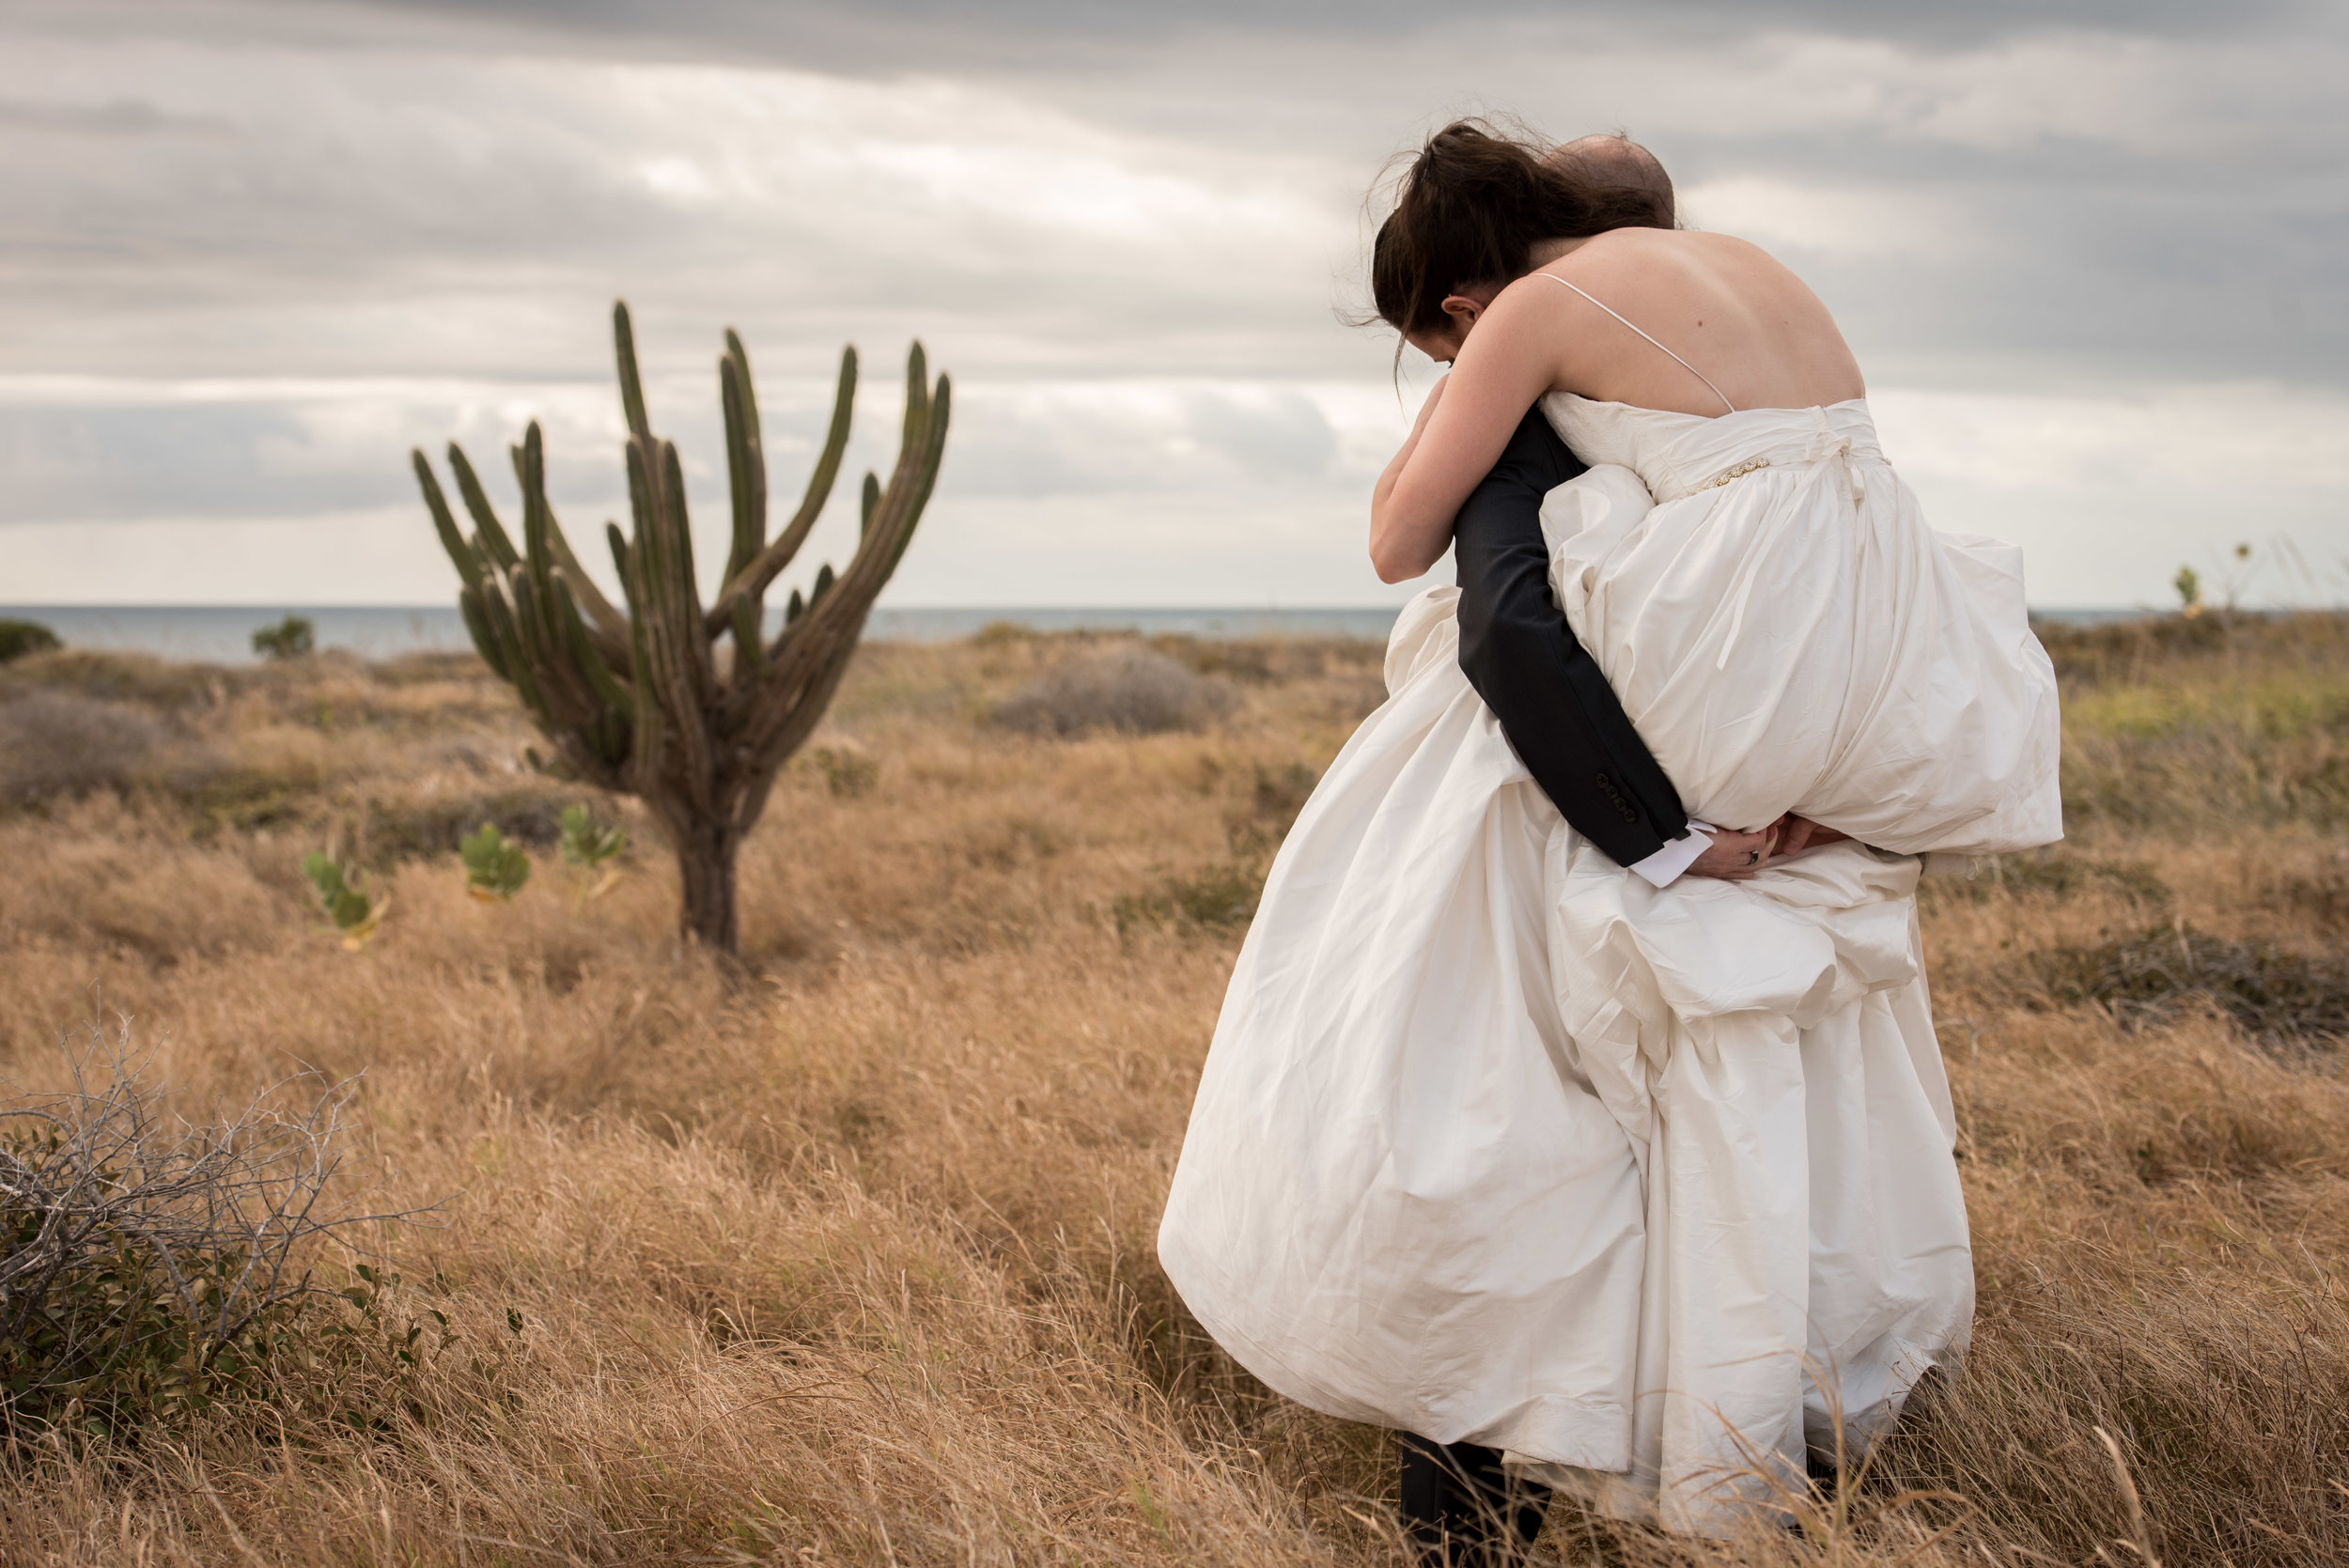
[1699,458,1773,490]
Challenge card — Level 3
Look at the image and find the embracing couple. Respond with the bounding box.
[1158,123,2062,1554]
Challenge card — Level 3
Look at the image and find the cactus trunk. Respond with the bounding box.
[675,822,740,956]
[413,301,949,955]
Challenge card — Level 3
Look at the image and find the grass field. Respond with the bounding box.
[2,614,2346,1566]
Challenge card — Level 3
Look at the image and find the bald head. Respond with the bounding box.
[1548,133,1674,228]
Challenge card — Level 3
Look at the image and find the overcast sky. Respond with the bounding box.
[2,0,2343,610]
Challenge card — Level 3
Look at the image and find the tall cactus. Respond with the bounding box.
[412,301,949,954]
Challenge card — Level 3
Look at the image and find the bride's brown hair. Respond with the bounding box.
[1372,119,1672,342]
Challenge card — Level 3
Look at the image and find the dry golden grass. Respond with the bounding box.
[1,620,2345,1566]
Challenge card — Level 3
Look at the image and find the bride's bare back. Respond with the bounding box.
[1369,227,1866,580]
[1527,227,1862,416]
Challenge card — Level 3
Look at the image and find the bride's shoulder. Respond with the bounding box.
[1580,226,1766,271]
[1543,228,1809,304]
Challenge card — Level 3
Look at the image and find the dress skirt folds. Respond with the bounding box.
[1156,398,2061,1535]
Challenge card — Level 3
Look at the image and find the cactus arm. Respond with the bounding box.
[899,342,927,451]
[772,343,858,556]
[655,439,714,693]
[706,344,857,633]
[506,566,600,727]
[614,301,651,441]
[731,596,763,675]
[624,437,661,597]
[840,354,948,592]
[720,344,767,669]
[554,573,636,716]
[726,329,763,452]
[542,520,628,644]
[721,347,767,585]
[413,451,483,585]
[480,411,622,647]
[885,374,951,574]
[446,443,523,572]
[742,347,945,746]
[517,426,560,610]
[456,584,509,679]
[625,436,714,811]
[731,640,861,833]
[503,567,562,707]
[613,519,662,790]
[659,449,717,809]
[860,471,879,537]
[477,573,550,721]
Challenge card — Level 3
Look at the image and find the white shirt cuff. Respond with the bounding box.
[1628,819,1716,889]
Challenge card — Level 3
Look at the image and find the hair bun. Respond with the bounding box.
[1369,119,1671,344]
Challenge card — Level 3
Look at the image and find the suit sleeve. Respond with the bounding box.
[1454,405,1691,867]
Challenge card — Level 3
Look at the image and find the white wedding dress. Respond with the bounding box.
[1157,378,2062,1534]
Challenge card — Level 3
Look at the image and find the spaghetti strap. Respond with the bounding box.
[1537,272,1738,415]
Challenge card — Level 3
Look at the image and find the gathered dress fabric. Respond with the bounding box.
[1156,396,2063,1535]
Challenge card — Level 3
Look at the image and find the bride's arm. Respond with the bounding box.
[1368,375,1449,561]
[1369,284,1565,582]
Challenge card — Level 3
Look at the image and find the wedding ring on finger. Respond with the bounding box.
[1745,849,1762,867]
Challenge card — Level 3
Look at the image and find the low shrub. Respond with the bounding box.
[0,647,226,709]
[1113,861,1266,935]
[251,615,316,661]
[366,789,569,861]
[460,821,532,900]
[2280,843,2349,931]
[808,742,879,798]
[302,853,388,949]
[187,765,315,835]
[0,691,166,808]
[2037,923,2349,1048]
[0,619,61,663]
[993,647,1236,737]
[1225,762,1319,860]
[1921,851,2170,907]
[0,1029,421,1436]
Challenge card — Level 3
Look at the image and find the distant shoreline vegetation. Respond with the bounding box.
[0,603,2236,664]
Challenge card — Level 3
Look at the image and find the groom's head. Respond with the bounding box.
[1369,121,1679,358]
[1548,133,1675,228]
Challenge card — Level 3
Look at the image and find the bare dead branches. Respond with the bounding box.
[0,1020,430,1433]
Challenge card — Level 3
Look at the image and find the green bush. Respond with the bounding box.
[558,804,628,903]
[302,852,386,949]
[0,618,60,663]
[251,615,316,661]
[460,821,531,900]
[0,1032,418,1436]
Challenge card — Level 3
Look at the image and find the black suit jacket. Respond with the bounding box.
[1453,405,1689,867]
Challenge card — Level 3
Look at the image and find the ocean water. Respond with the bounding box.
[0,605,1416,663]
[2,603,2160,666]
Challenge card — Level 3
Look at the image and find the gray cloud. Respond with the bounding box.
[300,0,2332,64]
[0,0,2342,610]
[0,404,350,521]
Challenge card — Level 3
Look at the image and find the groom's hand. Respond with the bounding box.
[1685,823,1780,881]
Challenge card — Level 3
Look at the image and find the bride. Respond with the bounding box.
[1157,121,2062,1545]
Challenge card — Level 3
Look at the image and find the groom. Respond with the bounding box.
[1447,132,1775,886]
[1401,132,1729,1568]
